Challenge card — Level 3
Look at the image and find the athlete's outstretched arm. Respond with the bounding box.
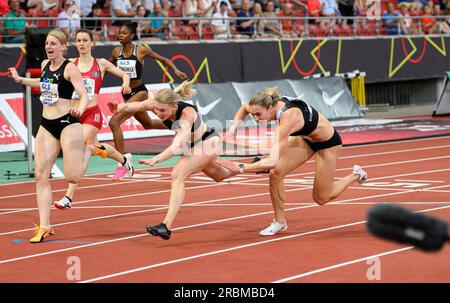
[8,67,41,88]
[218,111,295,173]
[109,98,156,115]
[226,103,251,142]
[141,46,188,80]
[139,108,195,166]
[100,58,131,95]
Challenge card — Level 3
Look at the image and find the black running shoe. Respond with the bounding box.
[252,157,270,174]
[146,223,171,240]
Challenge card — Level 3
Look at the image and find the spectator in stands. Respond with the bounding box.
[148,2,170,39]
[433,3,441,14]
[307,0,324,24]
[160,0,173,13]
[136,4,151,36]
[253,2,267,37]
[199,0,218,24]
[255,0,280,11]
[183,0,201,26]
[41,0,59,11]
[0,0,9,15]
[264,1,281,37]
[211,0,230,38]
[18,0,41,12]
[56,1,81,39]
[3,0,29,43]
[110,0,136,19]
[445,0,450,14]
[278,2,299,37]
[215,0,236,16]
[142,0,157,11]
[382,2,401,35]
[410,1,423,15]
[236,0,255,37]
[338,0,355,25]
[80,0,97,16]
[434,2,450,32]
[83,3,104,41]
[131,0,142,10]
[321,0,340,26]
[421,4,438,33]
[398,2,412,34]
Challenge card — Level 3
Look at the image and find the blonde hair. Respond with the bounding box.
[47,28,68,52]
[154,80,196,106]
[249,86,281,109]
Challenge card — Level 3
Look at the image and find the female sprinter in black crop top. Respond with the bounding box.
[218,87,368,236]
[110,81,238,240]
[108,21,188,180]
[8,29,89,243]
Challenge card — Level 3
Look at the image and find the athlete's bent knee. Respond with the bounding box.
[312,194,331,206]
[65,172,82,184]
[34,169,50,183]
[269,168,284,181]
[171,169,188,183]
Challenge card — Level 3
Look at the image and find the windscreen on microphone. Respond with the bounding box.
[366,203,449,252]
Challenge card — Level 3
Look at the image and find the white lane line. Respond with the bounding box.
[394,179,445,183]
[1,139,449,197]
[1,163,450,235]
[271,204,450,283]
[2,186,449,266]
[1,151,450,217]
[3,201,448,211]
[272,247,415,283]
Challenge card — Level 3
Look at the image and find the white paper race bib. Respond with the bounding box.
[117,59,137,79]
[72,77,95,100]
[39,82,59,106]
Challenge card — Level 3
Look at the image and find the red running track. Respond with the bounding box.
[0,136,449,283]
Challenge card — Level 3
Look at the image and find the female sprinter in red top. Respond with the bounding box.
[218,87,368,236]
[108,21,188,180]
[8,29,89,243]
[53,29,135,210]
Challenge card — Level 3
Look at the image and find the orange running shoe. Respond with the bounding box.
[91,144,107,158]
[30,224,55,243]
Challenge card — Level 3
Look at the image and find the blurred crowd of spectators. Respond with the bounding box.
[1,0,449,43]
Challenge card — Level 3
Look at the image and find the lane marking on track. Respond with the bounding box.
[2,201,448,211]
[272,246,415,283]
[394,179,445,183]
[78,204,450,283]
[1,151,450,217]
[1,164,450,235]
[1,185,449,266]
[1,139,449,194]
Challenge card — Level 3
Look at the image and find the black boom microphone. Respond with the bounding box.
[366,203,449,252]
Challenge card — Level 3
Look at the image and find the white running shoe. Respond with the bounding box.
[353,165,368,184]
[53,196,72,210]
[123,153,135,178]
[259,220,288,236]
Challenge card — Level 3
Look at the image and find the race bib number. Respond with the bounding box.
[39,82,59,106]
[117,59,137,79]
[72,78,95,100]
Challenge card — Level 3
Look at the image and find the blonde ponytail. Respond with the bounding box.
[154,80,197,106]
[173,80,197,100]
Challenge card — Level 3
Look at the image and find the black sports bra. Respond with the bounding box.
[39,60,75,106]
[276,96,319,136]
[163,101,202,133]
[116,44,143,81]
